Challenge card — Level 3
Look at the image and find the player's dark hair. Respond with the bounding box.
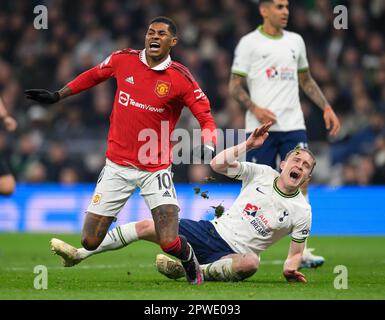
[285,146,316,175]
[149,16,177,36]
[259,0,273,4]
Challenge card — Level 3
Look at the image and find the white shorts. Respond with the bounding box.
[87,159,179,218]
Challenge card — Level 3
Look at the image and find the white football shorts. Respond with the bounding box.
[87,158,179,218]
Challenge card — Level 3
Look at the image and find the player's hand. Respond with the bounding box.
[323,105,340,136]
[2,115,17,132]
[192,143,216,162]
[251,106,277,124]
[283,269,307,283]
[24,89,60,104]
[246,121,272,150]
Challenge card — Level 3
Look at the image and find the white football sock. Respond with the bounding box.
[201,258,241,282]
[78,223,138,259]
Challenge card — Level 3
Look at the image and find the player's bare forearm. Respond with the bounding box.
[283,241,307,282]
[57,86,73,100]
[284,252,302,271]
[229,74,256,111]
[211,122,271,176]
[284,240,305,271]
[298,70,341,135]
[210,142,246,176]
[298,70,329,110]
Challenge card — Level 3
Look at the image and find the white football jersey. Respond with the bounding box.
[211,162,312,256]
[231,26,309,132]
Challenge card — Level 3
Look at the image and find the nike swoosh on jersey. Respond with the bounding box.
[256,187,265,194]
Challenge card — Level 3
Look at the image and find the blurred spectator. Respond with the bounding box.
[59,166,81,185]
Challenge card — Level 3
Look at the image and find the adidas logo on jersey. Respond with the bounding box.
[125,76,134,84]
[162,190,172,197]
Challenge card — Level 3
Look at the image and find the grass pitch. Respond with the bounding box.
[0,234,384,300]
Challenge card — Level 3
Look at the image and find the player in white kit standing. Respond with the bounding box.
[51,122,314,282]
[229,0,341,268]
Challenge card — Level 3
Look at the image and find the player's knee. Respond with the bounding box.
[237,255,259,279]
[135,219,154,238]
[81,236,101,251]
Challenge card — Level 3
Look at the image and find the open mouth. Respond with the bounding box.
[149,42,161,51]
[289,171,301,182]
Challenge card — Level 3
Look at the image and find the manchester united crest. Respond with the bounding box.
[155,80,171,97]
[92,193,102,205]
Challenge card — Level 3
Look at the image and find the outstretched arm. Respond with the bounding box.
[298,70,340,136]
[283,240,306,282]
[229,74,276,124]
[0,96,17,131]
[210,121,272,177]
[186,83,217,161]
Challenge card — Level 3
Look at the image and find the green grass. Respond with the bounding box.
[0,234,384,300]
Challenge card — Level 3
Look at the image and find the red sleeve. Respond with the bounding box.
[184,81,217,145]
[66,53,115,94]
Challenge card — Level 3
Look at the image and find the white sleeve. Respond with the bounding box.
[297,35,309,72]
[234,162,268,184]
[291,209,312,243]
[231,37,252,77]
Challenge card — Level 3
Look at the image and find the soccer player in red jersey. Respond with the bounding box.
[25,16,217,285]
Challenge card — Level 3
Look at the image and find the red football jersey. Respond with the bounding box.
[67,49,217,171]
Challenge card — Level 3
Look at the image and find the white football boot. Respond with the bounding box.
[155,254,185,279]
[50,238,82,267]
[300,248,325,269]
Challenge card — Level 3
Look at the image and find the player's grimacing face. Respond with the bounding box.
[261,0,289,29]
[280,151,314,189]
[145,23,177,59]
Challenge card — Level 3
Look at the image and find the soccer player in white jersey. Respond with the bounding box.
[229,0,341,268]
[51,122,314,282]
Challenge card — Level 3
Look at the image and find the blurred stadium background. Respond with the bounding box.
[0,0,384,234]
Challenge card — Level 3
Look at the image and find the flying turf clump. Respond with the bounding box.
[193,187,201,194]
[192,187,209,199]
[200,191,209,199]
[211,203,225,218]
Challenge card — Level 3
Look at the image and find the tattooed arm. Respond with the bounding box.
[229,74,276,124]
[298,70,341,136]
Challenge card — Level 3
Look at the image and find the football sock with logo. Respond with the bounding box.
[201,258,242,281]
[78,223,138,259]
[160,235,192,262]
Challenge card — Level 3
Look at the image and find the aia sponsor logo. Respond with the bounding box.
[266,66,295,81]
[266,66,279,79]
[243,203,259,218]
